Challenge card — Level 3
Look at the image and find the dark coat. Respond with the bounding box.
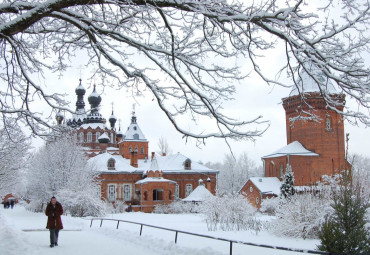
[45,202,64,230]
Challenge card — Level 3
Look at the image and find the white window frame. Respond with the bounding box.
[185,184,193,197]
[79,132,84,142]
[96,132,101,142]
[122,184,132,201]
[175,184,179,199]
[111,133,114,143]
[249,186,253,193]
[325,118,331,130]
[87,132,92,142]
[256,197,259,205]
[108,184,116,202]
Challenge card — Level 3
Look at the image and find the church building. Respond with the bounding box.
[240,65,347,207]
[58,79,218,212]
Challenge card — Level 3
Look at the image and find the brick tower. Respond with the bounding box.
[263,66,347,186]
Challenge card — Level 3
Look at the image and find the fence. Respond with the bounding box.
[90,218,329,255]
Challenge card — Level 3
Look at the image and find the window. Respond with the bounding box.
[79,132,84,142]
[185,184,193,197]
[175,184,179,199]
[325,117,331,130]
[280,164,284,178]
[111,133,114,143]
[129,146,132,152]
[249,186,253,193]
[184,159,191,170]
[256,197,259,205]
[108,184,116,201]
[153,189,163,201]
[133,133,139,140]
[135,146,138,152]
[96,132,101,142]
[107,158,115,170]
[141,147,144,154]
[123,184,131,201]
[87,132,92,142]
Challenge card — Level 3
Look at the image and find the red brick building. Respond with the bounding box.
[240,66,347,206]
[62,80,218,212]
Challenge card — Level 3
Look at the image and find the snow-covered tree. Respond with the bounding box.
[207,152,261,194]
[0,118,30,196]
[318,171,370,253]
[157,136,172,155]
[280,164,295,198]
[24,136,104,216]
[1,1,370,139]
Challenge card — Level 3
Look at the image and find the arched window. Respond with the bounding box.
[184,159,191,170]
[325,117,331,130]
[96,132,101,142]
[87,132,92,142]
[256,197,259,205]
[135,146,138,152]
[129,146,132,152]
[79,132,84,142]
[107,158,115,170]
[140,147,144,154]
[133,133,139,140]
[249,186,253,193]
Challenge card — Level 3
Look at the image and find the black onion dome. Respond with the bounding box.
[98,133,110,143]
[75,79,86,95]
[88,85,102,108]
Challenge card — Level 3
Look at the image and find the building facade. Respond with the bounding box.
[60,80,218,212]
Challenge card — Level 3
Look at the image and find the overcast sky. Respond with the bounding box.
[31,52,370,167]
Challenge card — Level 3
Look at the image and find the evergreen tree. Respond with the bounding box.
[318,171,370,253]
[280,164,296,198]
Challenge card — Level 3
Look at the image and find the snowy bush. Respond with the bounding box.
[271,193,332,239]
[154,201,198,214]
[25,199,47,213]
[200,194,261,232]
[260,197,280,216]
[113,200,128,214]
[58,189,106,217]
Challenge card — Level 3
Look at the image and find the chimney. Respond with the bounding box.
[162,152,166,157]
[206,177,211,192]
[151,152,155,160]
[130,150,138,168]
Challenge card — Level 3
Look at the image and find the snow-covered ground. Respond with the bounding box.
[0,206,320,255]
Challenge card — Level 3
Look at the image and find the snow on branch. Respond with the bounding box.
[0,0,369,139]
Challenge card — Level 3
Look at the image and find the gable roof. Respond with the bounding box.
[262,141,319,159]
[123,122,146,141]
[248,177,281,196]
[183,184,214,202]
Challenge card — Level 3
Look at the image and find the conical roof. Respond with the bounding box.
[290,64,337,96]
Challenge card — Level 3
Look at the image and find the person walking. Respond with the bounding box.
[45,197,63,248]
[10,200,15,209]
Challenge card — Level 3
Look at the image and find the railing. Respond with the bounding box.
[90,218,329,255]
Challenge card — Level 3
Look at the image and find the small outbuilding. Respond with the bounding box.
[239,177,281,208]
[183,179,214,203]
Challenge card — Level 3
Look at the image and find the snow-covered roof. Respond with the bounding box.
[182,184,214,202]
[123,122,146,141]
[290,64,337,96]
[98,132,110,141]
[107,147,119,151]
[262,141,319,159]
[89,152,218,174]
[88,153,137,173]
[79,123,107,130]
[249,177,281,196]
[135,177,177,185]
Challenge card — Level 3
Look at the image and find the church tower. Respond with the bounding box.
[119,108,148,160]
[67,79,87,127]
[263,65,347,185]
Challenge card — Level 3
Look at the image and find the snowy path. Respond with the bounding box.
[0,206,319,255]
